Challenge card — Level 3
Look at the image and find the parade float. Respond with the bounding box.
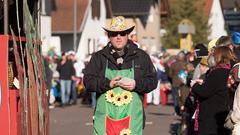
[0,0,49,134]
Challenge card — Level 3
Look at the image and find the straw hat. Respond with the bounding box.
[200,57,208,66]
[103,16,135,33]
[208,38,218,52]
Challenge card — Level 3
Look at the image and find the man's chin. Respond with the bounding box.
[113,45,124,50]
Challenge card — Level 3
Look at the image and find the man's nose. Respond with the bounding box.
[116,34,122,38]
[117,34,121,37]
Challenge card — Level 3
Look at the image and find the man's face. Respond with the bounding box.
[199,64,208,74]
[109,31,128,50]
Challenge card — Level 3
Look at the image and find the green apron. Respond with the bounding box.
[93,60,143,135]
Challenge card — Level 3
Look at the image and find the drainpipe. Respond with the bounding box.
[73,0,77,52]
[4,0,8,34]
[158,0,161,48]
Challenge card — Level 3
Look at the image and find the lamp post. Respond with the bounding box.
[4,0,8,34]
[73,0,77,52]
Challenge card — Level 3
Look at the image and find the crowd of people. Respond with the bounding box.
[45,16,240,135]
[44,51,87,108]
[159,32,240,135]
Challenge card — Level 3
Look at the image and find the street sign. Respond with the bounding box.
[178,19,195,34]
[178,19,195,51]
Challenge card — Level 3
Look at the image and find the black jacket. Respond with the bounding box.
[83,40,158,98]
[57,60,75,80]
[192,67,231,135]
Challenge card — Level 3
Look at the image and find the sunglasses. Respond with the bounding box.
[109,31,127,37]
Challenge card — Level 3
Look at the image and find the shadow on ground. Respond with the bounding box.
[147,112,173,116]
[169,121,187,135]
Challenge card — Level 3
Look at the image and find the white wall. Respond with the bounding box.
[132,4,160,53]
[76,0,107,61]
[208,0,227,40]
[49,36,61,56]
[41,16,52,56]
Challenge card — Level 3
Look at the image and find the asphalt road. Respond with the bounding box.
[50,100,181,135]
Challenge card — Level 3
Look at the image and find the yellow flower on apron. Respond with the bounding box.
[120,128,131,135]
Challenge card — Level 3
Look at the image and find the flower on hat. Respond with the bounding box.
[208,38,218,52]
[105,90,116,103]
[121,91,133,105]
[103,16,135,33]
[119,128,131,135]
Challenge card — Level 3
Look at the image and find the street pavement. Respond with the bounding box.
[50,100,181,135]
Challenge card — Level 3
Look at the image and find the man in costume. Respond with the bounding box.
[83,16,158,135]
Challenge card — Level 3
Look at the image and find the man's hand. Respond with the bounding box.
[190,79,203,87]
[109,76,122,88]
[117,79,136,91]
[195,79,203,85]
[180,106,185,111]
[61,60,66,65]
